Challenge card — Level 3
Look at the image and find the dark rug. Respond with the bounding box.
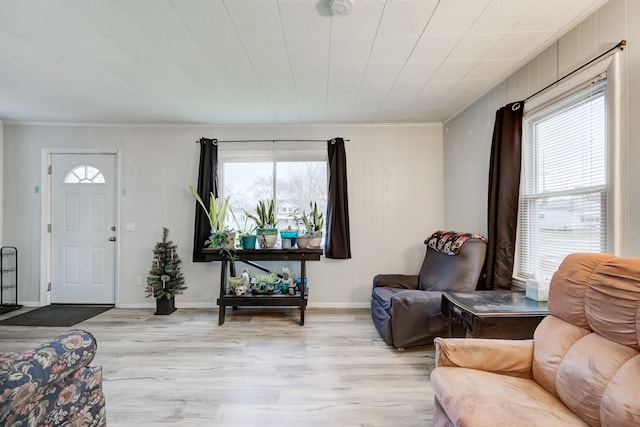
[0,305,22,316]
[0,304,113,327]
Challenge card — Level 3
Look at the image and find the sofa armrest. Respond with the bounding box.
[373,274,419,290]
[0,329,98,398]
[434,337,534,378]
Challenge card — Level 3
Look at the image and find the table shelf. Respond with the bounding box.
[0,246,21,315]
[203,247,322,325]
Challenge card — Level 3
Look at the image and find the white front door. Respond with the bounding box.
[51,153,117,304]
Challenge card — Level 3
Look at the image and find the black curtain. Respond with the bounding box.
[192,138,219,262]
[325,137,351,259]
[482,101,524,290]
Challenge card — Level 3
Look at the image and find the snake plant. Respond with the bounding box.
[189,185,230,232]
[246,199,277,229]
[302,201,324,235]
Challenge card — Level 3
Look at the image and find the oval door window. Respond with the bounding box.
[63,164,106,184]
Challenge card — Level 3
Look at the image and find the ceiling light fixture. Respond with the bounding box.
[330,0,353,16]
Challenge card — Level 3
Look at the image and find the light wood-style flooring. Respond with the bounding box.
[0,307,435,426]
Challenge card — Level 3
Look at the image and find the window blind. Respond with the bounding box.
[517,79,607,282]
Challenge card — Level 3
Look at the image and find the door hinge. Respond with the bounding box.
[48,165,52,175]
[47,224,51,233]
[47,282,51,291]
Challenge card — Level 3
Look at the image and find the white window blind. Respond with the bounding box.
[517,79,607,282]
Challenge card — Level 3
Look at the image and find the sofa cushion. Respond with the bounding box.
[431,367,587,426]
[556,333,638,426]
[418,240,486,292]
[532,315,591,397]
[548,253,615,329]
[585,257,640,350]
[600,355,640,425]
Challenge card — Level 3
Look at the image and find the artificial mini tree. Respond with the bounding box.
[145,227,186,314]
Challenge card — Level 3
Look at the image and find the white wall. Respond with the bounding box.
[443,0,639,257]
[2,123,444,307]
[0,120,3,246]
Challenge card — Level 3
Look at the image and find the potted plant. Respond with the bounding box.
[251,272,280,294]
[246,199,278,248]
[289,209,309,248]
[237,215,257,250]
[302,202,324,248]
[145,227,187,315]
[189,185,235,249]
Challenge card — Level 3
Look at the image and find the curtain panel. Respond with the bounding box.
[325,137,352,259]
[483,102,524,290]
[192,138,219,262]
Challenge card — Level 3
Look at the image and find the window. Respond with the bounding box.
[517,78,608,282]
[220,141,327,233]
[64,164,105,184]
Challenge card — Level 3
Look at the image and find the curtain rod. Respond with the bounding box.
[196,138,349,144]
[524,39,626,102]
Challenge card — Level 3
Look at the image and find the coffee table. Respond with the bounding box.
[442,291,549,339]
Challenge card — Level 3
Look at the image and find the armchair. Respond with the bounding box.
[431,253,640,426]
[0,329,106,426]
[371,230,487,349]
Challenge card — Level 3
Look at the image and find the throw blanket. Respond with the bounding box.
[426,230,486,255]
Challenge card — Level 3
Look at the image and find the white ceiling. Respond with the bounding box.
[0,0,608,125]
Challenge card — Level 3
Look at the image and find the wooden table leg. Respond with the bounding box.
[218,258,227,325]
[299,259,306,326]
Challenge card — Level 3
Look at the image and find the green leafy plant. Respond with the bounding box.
[205,227,234,248]
[204,227,238,264]
[246,199,277,229]
[255,272,278,283]
[189,185,230,232]
[237,215,257,236]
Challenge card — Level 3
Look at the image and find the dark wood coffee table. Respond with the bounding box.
[442,291,549,339]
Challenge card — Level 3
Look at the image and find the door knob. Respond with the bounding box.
[108,236,117,242]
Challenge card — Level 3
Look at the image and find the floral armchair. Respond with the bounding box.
[0,329,106,426]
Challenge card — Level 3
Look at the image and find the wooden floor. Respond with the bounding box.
[0,306,435,426]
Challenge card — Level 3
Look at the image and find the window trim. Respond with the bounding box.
[514,55,622,284]
[218,141,329,233]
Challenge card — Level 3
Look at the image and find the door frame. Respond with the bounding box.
[40,148,121,306]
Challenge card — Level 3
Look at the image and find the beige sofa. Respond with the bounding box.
[431,253,640,426]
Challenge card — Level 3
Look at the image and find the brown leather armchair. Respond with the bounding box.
[371,231,487,349]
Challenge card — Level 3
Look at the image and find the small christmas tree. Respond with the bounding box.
[145,227,187,300]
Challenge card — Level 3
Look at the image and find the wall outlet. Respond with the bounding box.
[136,275,143,286]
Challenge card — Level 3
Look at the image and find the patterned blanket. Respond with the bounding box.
[426,230,486,255]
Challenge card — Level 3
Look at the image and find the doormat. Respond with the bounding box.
[0,305,22,316]
[0,304,113,327]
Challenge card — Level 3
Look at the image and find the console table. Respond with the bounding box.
[442,291,549,339]
[203,247,323,326]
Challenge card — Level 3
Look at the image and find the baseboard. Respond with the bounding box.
[308,302,370,309]
[116,302,217,309]
[15,301,40,307]
[116,302,370,309]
